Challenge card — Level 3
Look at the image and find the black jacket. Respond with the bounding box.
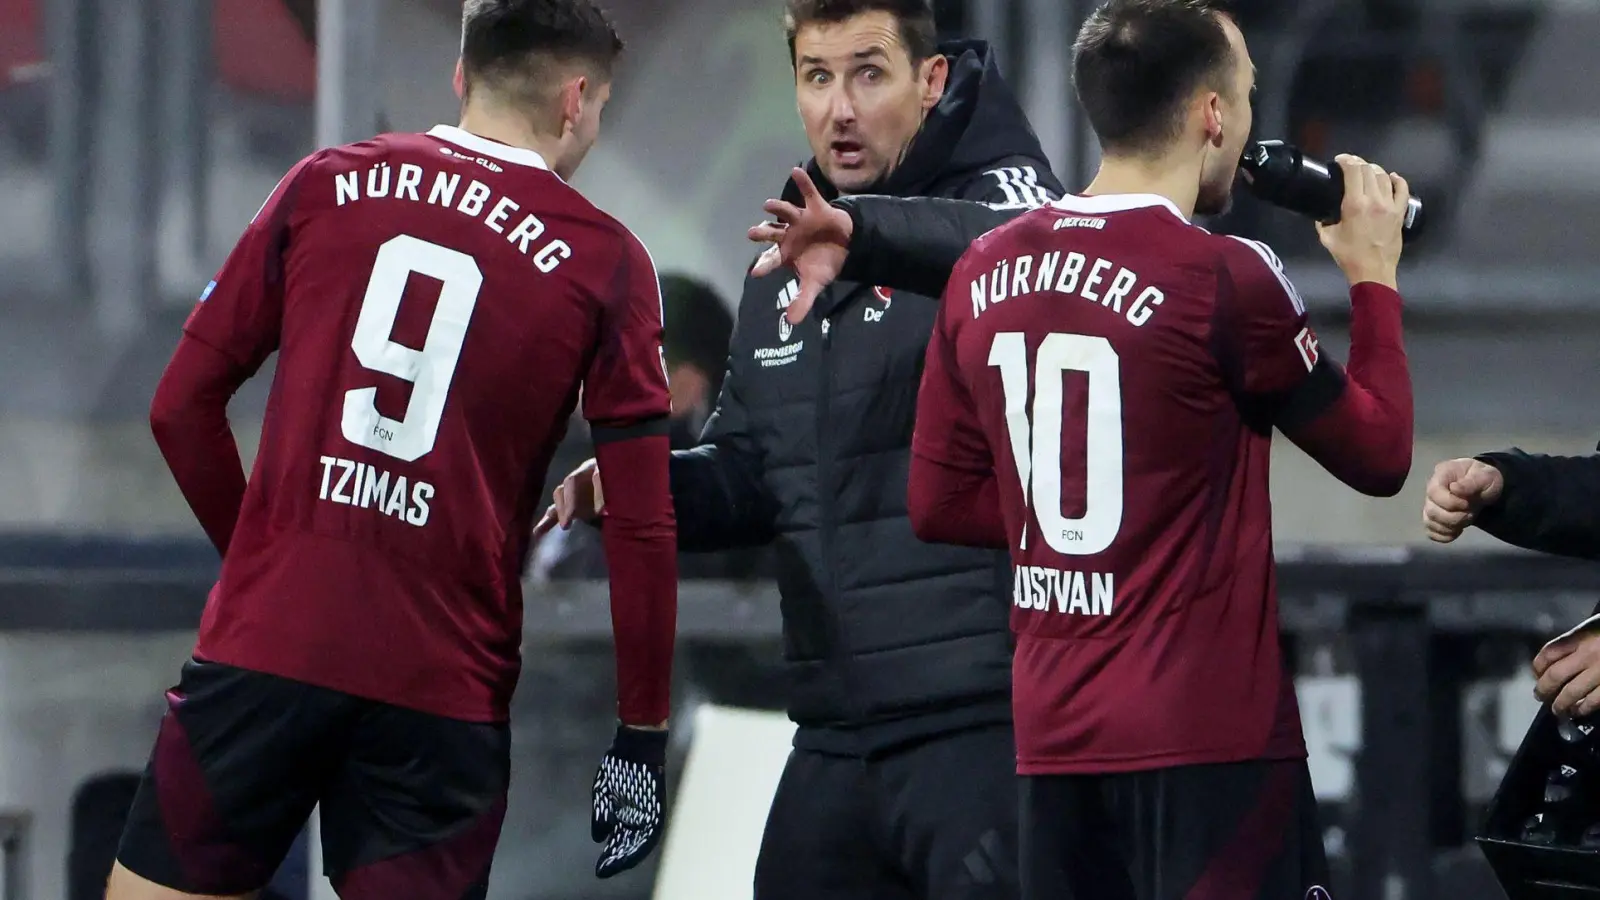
[834,194,1023,298]
[1474,447,1600,559]
[670,40,1062,752]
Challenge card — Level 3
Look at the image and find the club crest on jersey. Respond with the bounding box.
[776,278,800,342]
[1294,326,1320,372]
[752,279,806,368]
[1305,887,1333,900]
[866,286,892,323]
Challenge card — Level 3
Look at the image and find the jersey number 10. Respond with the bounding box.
[988,332,1124,556]
[342,235,483,463]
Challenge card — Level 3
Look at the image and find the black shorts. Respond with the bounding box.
[117,659,510,899]
[1020,758,1330,900]
[754,723,1020,900]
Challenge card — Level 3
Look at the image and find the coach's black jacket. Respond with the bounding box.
[669,40,1062,753]
[1471,448,1600,559]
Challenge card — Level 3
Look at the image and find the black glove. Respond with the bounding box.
[591,724,668,878]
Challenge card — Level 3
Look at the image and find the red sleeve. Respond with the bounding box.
[151,158,316,556]
[582,234,673,428]
[594,433,677,727]
[149,335,253,555]
[585,233,677,727]
[183,154,318,370]
[908,456,1007,548]
[908,263,1007,548]
[1278,284,1413,496]
[1217,237,1320,397]
[1217,238,1412,496]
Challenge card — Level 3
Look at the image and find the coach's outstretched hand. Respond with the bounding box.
[1315,153,1410,290]
[748,166,853,325]
[591,724,669,878]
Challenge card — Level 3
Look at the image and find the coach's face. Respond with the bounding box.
[1195,13,1254,216]
[793,11,948,194]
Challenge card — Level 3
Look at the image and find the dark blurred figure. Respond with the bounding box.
[533,273,768,580]
[660,274,734,450]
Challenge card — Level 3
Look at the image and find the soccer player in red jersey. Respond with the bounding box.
[109,2,677,897]
[751,2,1416,896]
[908,5,1413,897]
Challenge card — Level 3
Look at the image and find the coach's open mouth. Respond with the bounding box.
[830,140,865,166]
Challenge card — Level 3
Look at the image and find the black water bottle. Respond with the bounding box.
[1547,716,1600,844]
[1558,715,1600,760]
[1238,140,1425,237]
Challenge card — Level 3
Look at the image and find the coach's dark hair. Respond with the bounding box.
[460,0,623,108]
[1072,0,1236,156]
[783,0,937,67]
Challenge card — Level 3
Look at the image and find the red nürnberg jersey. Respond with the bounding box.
[914,193,1321,773]
[184,126,670,722]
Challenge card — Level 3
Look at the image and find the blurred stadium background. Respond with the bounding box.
[1,0,1598,897]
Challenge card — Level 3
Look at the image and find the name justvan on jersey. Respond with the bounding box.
[1013,565,1116,616]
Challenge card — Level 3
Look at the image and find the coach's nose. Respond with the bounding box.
[828,86,857,130]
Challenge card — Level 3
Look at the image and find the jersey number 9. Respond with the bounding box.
[343,235,483,463]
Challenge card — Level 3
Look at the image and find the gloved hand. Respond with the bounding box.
[591,724,668,878]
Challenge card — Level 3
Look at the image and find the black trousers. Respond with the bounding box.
[754,723,1020,900]
[1020,758,1331,900]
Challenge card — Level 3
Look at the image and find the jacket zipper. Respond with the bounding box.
[816,316,849,713]
[817,317,835,577]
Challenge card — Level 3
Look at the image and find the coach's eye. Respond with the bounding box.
[807,70,831,86]
[859,66,883,83]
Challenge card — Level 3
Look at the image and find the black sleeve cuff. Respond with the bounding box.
[1262,357,1347,433]
[612,724,669,765]
[592,416,671,445]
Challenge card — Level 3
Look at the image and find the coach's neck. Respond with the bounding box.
[1081,151,1202,221]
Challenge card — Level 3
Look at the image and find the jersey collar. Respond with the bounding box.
[1052,193,1189,224]
[426,125,553,173]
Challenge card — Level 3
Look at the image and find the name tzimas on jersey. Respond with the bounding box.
[317,455,433,528]
[334,162,573,274]
[1013,565,1116,616]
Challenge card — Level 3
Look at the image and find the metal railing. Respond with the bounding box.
[1,542,1598,899]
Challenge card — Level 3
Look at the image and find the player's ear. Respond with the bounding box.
[453,60,465,100]
[919,54,949,112]
[561,75,588,137]
[1201,92,1225,148]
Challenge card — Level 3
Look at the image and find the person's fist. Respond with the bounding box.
[1421,457,1504,543]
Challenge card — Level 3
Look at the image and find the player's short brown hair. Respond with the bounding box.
[1072,0,1237,156]
[460,0,623,106]
[783,0,938,67]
